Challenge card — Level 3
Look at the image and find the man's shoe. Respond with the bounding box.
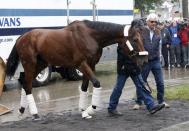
[108,110,123,116]
[149,104,165,114]
[171,65,175,68]
[164,66,169,70]
[161,102,170,108]
[132,104,142,110]
[177,64,181,68]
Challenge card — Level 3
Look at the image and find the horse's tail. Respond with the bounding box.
[6,44,20,77]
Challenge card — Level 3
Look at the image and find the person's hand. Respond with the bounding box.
[166,44,170,48]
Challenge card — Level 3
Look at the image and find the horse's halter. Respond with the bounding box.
[124,25,148,57]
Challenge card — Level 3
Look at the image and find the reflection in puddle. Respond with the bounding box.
[37,89,50,102]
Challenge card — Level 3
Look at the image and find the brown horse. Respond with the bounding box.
[6,20,148,120]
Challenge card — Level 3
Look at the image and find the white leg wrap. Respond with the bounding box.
[27,94,38,115]
[82,105,95,119]
[86,105,95,115]
[79,88,88,111]
[20,88,28,108]
[126,40,134,51]
[82,111,92,119]
[92,87,102,107]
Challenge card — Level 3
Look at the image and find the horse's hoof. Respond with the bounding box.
[17,110,24,119]
[18,107,25,118]
[82,111,92,119]
[86,105,95,115]
[32,114,41,121]
[18,109,24,116]
[19,107,25,114]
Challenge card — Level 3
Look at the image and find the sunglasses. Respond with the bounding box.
[150,21,157,24]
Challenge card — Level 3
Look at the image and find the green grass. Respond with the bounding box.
[152,84,189,100]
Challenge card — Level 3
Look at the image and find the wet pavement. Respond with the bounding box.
[159,121,189,131]
[0,61,189,125]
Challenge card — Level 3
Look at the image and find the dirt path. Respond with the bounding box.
[1,100,189,131]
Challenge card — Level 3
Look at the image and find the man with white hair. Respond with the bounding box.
[108,19,165,117]
[133,13,170,110]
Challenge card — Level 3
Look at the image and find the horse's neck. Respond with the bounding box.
[102,41,117,48]
[100,39,119,48]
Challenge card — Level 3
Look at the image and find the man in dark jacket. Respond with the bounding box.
[134,13,170,109]
[107,19,165,116]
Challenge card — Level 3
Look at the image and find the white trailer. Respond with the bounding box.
[0,0,134,87]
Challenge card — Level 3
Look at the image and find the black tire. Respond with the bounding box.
[66,68,83,81]
[32,67,52,87]
[56,67,67,79]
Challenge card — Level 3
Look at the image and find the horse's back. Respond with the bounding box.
[17,28,71,49]
[15,22,99,67]
[24,27,84,65]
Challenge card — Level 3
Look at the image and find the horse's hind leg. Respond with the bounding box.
[19,71,40,120]
[19,57,47,119]
[19,63,48,120]
[79,61,102,119]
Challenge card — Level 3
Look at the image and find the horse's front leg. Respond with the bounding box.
[79,75,89,111]
[79,61,102,119]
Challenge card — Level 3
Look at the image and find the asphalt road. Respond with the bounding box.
[1,61,189,130]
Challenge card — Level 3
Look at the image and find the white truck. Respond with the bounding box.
[0,0,134,87]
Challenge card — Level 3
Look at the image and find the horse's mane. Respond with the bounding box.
[83,20,124,35]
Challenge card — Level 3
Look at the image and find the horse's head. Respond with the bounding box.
[120,19,148,67]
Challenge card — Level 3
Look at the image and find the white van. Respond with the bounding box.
[0,0,134,87]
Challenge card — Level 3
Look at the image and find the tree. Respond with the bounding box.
[134,0,164,17]
[182,0,188,18]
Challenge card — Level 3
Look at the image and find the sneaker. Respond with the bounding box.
[171,65,175,68]
[108,110,123,116]
[162,102,170,108]
[132,104,142,110]
[177,64,181,68]
[164,66,169,70]
[149,104,165,114]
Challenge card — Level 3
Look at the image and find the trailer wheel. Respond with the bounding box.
[66,68,83,81]
[32,67,52,87]
[56,67,67,79]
